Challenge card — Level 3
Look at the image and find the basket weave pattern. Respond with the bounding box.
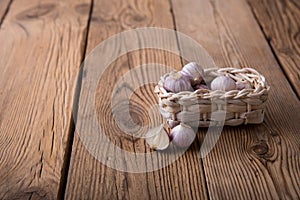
[154,68,270,127]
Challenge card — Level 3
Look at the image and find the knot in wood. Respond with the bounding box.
[252,143,269,155]
[132,14,146,22]
[16,3,56,20]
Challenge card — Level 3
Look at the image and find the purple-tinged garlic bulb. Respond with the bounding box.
[181,62,204,85]
[236,81,252,90]
[163,72,193,93]
[167,119,180,129]
[194,84,209,90]
[210,75,236,91]
[170,123,196,148]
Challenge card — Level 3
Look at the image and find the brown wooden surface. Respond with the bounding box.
[65,0,208,199]
[0,0,299,199]
[171,0,300,199]
[0,0,91,199]
[247,0,300,98]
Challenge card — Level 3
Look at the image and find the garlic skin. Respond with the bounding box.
[210,76,236,91]
[194,84,208,90]
[163,72,193,93]
[236,81,252,90]
[181,62,204,85]
[146,125,170,150]
[170,123,196,148]
[159,107,171,119]
[167,119,180,129]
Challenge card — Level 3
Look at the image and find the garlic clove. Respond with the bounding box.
[163,72,193,93]
[181,62,204,85]
[170,123,196,148]
[145,124,164,138]
[146,125,170,150]
[210,75,236,91]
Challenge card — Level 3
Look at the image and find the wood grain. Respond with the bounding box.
[0,0,91,199]
[65,0,209,199]
[0,0,11,26]
[171,0,300,199]
[247,0,300,98]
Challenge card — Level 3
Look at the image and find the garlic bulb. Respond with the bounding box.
[167,119,180,129]
[170,123,196,148]
[210,76,236,91]
[146,125,170,150]
[236,81,252,90]
[163,72,193,93]
[194,84,208,90]
[181,62,204,85]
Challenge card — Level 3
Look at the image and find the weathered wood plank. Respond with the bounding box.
[0,0,91,199]
[65,0,209,199]
[0,0,11,26]
[171,0,300,199]
[247,0,300,98]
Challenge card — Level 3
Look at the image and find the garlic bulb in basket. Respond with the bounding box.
[236,81,252,90]
[194,84,208,90]
[170,123,196,148]
[181,62,204,85]
[210,75,236,91]
[163,72,193,93]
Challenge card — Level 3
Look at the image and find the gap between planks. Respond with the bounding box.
[0,0,94,198]
[57,0,95,199]
[0,0,13,28]
[245,0,300,100]
[171,0,300,198]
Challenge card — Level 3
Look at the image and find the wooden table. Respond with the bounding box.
[0,0,299,199]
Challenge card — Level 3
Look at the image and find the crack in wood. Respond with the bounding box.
[0,0,13,29]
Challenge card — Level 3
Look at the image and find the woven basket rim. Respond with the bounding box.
[155,67,270,100]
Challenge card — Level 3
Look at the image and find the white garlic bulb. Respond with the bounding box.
[167,119,180,129]
[194,84,208,90]
[236,81,252,90]
[170,123,196,148]
[146,125,170,150]
[163,72,193,93]
[210,76,236,91]
[181,62,204,85]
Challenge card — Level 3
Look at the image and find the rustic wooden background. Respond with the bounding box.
[0,0,299,199]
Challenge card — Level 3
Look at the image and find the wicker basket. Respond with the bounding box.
[154,67,270,127]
